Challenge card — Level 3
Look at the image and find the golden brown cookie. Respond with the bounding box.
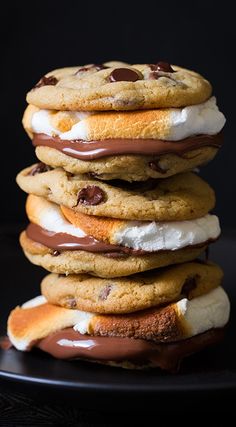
[41,262,223,313]
[26,62,212,111]
[20,230,208,278]
[34,145,219,182]
[16,166,215,221]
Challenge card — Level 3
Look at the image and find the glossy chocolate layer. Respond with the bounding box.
[26,223,212,257]
[36,328,224,370]
[26,223,147,255]
[33,133,223,161]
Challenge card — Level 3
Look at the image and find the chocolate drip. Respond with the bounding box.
[36,328,224,371]
[33,133,223,161]
[26,223,213,257]
[26,223,147,255]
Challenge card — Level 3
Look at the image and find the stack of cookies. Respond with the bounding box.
[8,61,230,370]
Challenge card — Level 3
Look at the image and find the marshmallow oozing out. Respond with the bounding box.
[30,97,225,142]
[8,287,230,351]
[29,197,221,252]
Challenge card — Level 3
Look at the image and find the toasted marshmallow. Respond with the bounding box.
[7,287,230,351]
[26,195,86,239]
[168,97,225,140]
[8,297,95,351]
[22,295,47,309]
[26,195,220,252]
[113,216,220,251]
[25,97,225,142]
[177,287,230,336]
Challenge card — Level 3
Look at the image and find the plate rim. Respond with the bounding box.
[1,354,236,393]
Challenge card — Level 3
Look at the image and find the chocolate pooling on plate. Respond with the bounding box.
[35,328,224,371]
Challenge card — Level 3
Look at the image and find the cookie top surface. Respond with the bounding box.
[26,61,212,111]
[41,262,223,314]
[16,166,215,221]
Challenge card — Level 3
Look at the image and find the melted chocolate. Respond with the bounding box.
[36,328,224,371]
[181,275,199,298]
[35,76,58,88]
[26,223,147,255]
[75,64,108,74]
[109,68,141,82]
[149,160,168,174]
[156,62,175,72]
[76,185,105,206]
[26,223,213,258]
[28,162,52,176]
[33,133,223,161]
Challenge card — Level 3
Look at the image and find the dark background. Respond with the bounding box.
[0,3,235,424]
[1,1,235,226]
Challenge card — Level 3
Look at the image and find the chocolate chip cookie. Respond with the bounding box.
[17,166,215,221]
[26,62,212,111]
[41,262,223,313]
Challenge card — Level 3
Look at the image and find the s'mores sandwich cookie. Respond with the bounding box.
[17,169,220,277]
[23,62,225,181]
[7,261,230,370]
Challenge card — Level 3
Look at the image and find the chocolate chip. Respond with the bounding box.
[157,62,175,72]
[87,172,100,179]
[77,185,105,206]
[93,64,109,71]
[35,75,58,88]
[66,172,74,178]
[181,275,199,297]
[99,285,113,300]
[149,62,175,79]
[109,68,142,82]
[155,62,175,73]
[52,250,60,256]
[108,178,157,192]
[103,252,128,258]
[149,160,167,174]
[65,297,77,309]
[28,162,52,176]
[76,64,108,74]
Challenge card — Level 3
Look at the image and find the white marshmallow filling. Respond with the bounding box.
[30,198,221,252]
[31,97,225,142]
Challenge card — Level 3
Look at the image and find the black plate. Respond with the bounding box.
[0,226,236,403]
